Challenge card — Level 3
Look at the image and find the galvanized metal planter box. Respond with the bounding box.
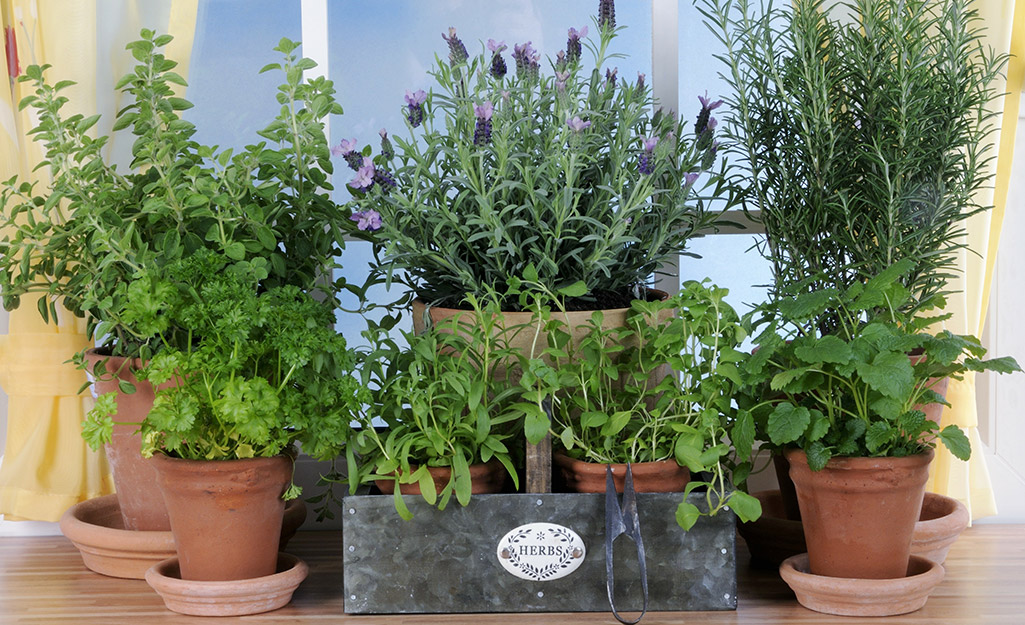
[342,491,736,614]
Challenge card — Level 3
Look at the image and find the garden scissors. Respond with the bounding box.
[605,463,648,624]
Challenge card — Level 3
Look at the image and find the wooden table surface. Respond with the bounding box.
[1,526,1023,624]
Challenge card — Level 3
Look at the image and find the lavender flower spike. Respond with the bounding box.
[335,137,363,171]
[695,91,724,136]
[379,128,394,160]
[442,27,469,66]
[567,116,591,132]
[474,101,494,145]
[567,25,588,64]
[350,209,383,232]
[684,172,700,188]
[405,89,427,128]
[639,135,658,175]
[487,39,508,78]
[350,157,376,190]
[598,0,616,31]
[513,41,540,79]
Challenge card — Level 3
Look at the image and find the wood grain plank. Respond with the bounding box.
[1,525,1022,624]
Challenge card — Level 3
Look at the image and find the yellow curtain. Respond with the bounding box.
[927,0,1025,520]
[0,0,198,523]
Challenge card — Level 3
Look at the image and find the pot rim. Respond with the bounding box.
[784,447,936,471]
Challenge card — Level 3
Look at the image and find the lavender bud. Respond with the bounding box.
[598,0,616,31]
[379,129,394,160]
[442,27,468,66]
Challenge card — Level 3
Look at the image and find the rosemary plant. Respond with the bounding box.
[701,0,1005,323]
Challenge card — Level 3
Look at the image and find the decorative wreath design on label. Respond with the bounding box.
[498,525,585,581]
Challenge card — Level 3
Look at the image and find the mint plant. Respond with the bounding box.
[514,277,762,529]
[348,4,737,309]
[733,260,1021,474]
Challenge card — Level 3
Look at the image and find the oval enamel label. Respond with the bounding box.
[496,522,586,581]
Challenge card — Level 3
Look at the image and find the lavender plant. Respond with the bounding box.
[347,2,738,309]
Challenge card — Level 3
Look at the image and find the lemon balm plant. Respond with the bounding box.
[348,1,737,309]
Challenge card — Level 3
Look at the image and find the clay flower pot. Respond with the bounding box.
[553,452,690,494]
[151,453,292,581]
[84,349,171,531]
[738,490,969,569]
[375,459,507,496]
[786,447,934,579]
[914,492,970,564]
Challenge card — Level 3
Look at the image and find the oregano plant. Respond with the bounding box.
[0,31,355,361]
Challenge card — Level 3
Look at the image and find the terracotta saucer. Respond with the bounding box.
[60,495,309,579]
[60,494,176,579]
[779,553,944,617]
[739,490,970,568]
[146,553,308,616]
[913,493,969,564]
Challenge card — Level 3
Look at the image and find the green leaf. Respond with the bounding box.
[937,425,971,461]
[224,242,246,260]
[770,366,812,392]
[731,410,755,462]
[864,421,892,453]
[778,289,838,321]
[965,356,1022,374]
[794,335,853,365]
[805,441,831,471]
[766,403,811,446]
[855,352,914,399]
[806,411,830,442]
[675,501,700,531]
[393,486,412,521]
[557,280,588,298]
[117,380,136,395]
[728,490,762,523]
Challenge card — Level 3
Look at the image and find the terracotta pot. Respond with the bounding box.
[913,492,970,564]
[553,452,689,494]
[84,349,171,531]
[772,453,802,521]
[736,490,806,568]
[411,291,672,386]
[786,447,934,579]
[151,453,292,582]
[375,459,507,496]
[738,490,969,569]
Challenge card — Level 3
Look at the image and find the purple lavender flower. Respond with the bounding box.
[598,0,616,31]
[695,91,723,136]
[605,67,618,90]
[405,89,427,128]
[350,209,383,232]
[501,90,511,103]
[513,41,540,80]
[473,101,494,145]
[567,116,591,132]
[555,70,570,94]
[636,72,646,91]
[373,166,397,191]
[487,39,508,79]
[639,136,658,175]
[379,128,394,160]
[350,157,376,190]
[334,137,363,171]
[442,27,469,66]
[555,50,567,73]
[567,26,588,64]
[684,172,700,188]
